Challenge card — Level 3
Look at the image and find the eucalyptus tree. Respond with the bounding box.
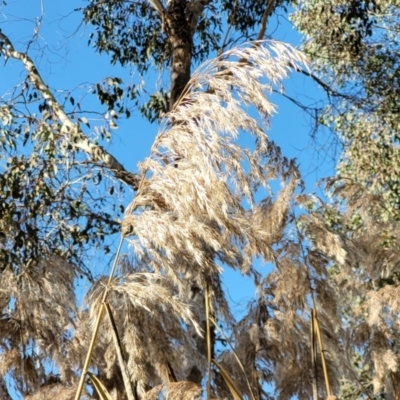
[289,0,400,397]
[82,0,285,118]
[0,0,310,397]
[292,0,400,216]
[0,31,310,400]
[1,0,399,399]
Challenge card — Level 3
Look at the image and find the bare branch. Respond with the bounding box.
[187,0,213,34]
[147,0,165,16]
[293,65,351,100]
[0,30,140,190]
[256,0,276,41]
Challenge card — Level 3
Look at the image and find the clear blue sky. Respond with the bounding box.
[0,1,334,396]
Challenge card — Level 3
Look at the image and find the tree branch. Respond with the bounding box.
[147,0,166,16]
[287,61,352,100]
[256,0,276,41]
[187,0,213,34]
[0,30,140,190]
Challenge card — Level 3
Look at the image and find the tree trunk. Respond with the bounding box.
[164,1,213,386]
[0,31,140,190]
[166,0,193,110]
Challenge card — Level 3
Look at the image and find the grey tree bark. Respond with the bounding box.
[0,31,140,190]
[165,0,193,110]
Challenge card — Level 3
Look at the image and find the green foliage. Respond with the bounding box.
[221,0,285,33]
[82,0,288,122]
[0,84,123,277]
[292,0,400,222]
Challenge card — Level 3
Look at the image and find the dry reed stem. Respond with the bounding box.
[105,303,137,400]
[87,372,113,400]
[212,359,242,400]
[311,309,318,400]
[313,309,332,398]
[210,317,256,400]
[74,236,125,400]
[205,283,212,399]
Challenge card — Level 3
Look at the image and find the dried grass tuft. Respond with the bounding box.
[123,41,306,293]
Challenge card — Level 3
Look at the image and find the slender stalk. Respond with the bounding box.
[209,317,256,400]
[205,283,212,400]
[74,304,105,400]
[294,216,322,400]
[391,372,399,400]
[311,309,318,400]
[212,359,242,400]
[313,309,332,398]
[255,0,276,42]
[105,303,137,400]
[74,236,125,400]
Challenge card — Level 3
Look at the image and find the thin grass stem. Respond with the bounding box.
[74,236,125,400]
[210,317,256,400]
[205,283,212,400]
[311,310,318,400]
[313,309,332,398]
[105,303,137,400]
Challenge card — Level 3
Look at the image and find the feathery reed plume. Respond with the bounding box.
[25,385,91,400]
[123,40,306,295]
[83,272,202,396]
[70,41,307,399]
[113,40,307,394]
[0,256,78,395]
[291,178,400,397]
[119,41,306,390]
